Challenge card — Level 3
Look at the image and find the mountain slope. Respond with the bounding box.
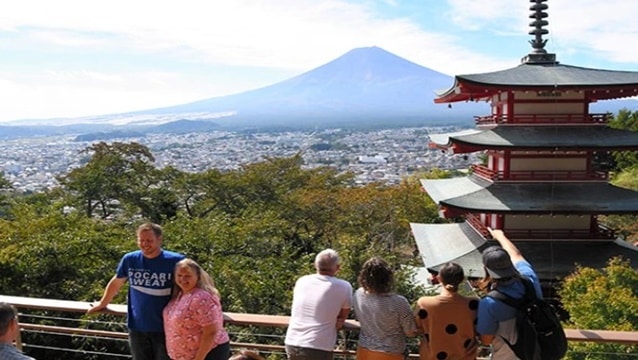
[139,46,480,127]
[7,46,637,134]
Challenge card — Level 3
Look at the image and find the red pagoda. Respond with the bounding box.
[411,0,638,289]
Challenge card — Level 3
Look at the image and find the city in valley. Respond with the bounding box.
[0,126,477,192]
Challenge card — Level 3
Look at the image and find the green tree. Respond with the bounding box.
[126,165,182,223]
[609,109,638,171]
[0,194,134,359]
[57,142,171,221]
[558,257,638,359]
[0,171,11,191]
[0,171,13,216]
[601,167,638,245]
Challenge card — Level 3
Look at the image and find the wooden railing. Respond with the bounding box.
[474,113,610,126]
[465,213,616,241]
[1,294,637,358]
[470,164,608,182]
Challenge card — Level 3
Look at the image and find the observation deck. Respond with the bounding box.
[1,294,636,359]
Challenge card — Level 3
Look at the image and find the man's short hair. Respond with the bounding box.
[136,222,163,238]
[0,302,17,336]
[314,249,340,273]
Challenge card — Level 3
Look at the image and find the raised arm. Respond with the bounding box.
[488,228,524,264]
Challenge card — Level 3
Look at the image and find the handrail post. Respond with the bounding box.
[15,322,23,351]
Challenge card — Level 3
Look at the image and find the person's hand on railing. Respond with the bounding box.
[86,302,108,314]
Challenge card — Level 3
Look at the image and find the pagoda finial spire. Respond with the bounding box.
[521,0,557,64]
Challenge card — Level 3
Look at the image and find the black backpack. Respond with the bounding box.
[487,277,568,360]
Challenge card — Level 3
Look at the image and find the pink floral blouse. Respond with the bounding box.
[163,288,230,360]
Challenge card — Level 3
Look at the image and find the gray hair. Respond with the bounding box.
[314,249,340,273]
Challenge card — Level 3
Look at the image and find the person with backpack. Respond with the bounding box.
[476,228,544,359]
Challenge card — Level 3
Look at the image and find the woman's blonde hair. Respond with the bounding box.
[171,258,220,299]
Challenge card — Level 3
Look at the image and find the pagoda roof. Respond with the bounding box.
[435,63,638,103]
[410,222,487,278]
[429,126,638,153]
[410,222,638,280]
[421,176,638,215]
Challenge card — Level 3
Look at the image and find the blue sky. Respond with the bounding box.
[1,0,638,123]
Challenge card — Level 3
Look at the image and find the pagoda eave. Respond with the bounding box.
[446,126,638,151]
[438,203,638,217]
[450,139,638,153]
[427,141,484,154]
[434,61,638,103]
[422,177,638,214]
[435,81,638,104]
[411,222,638,280]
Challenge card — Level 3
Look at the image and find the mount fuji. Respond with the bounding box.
[2,46,636,137]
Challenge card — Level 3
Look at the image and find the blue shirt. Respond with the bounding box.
[116,249,185,332]
[476,260,542,359]
[476,260,542,336]
[0,343,36,360]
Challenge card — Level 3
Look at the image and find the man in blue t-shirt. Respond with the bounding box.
[88,223,185,360]
[476,228,542,360]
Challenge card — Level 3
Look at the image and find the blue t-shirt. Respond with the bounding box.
[116,249,185,332]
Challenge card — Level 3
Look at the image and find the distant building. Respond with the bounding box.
[358,155,387,164]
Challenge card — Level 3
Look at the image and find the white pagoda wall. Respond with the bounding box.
[509,157,587,171]
[514,102,584,114]
[512,91,585,115]
[505,214,590,229]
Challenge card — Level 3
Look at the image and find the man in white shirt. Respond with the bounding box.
[285,249,353,360]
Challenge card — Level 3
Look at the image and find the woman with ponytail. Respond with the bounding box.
[414,262,479,360]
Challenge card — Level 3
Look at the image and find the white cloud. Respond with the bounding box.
[1,0,638,122]
[547,1,638,65]
[0,69,209,120]
[446,0,525,31]
[1,0,506,71]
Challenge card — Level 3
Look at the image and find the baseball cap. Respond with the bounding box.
[482,246,517,279]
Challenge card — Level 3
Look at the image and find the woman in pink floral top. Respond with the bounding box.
[163,258,230,360]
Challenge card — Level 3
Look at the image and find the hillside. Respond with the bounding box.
[131,46,481,129]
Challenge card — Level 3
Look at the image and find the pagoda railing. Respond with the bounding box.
[503,228,616,241]
[471,164,608,182]
[465,213,490,238]
[474,113,610,126]
[466,213,616,241]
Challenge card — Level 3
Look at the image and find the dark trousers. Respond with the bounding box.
[285,345,334,360]
[205,341,231,360]
[129,330,170,360]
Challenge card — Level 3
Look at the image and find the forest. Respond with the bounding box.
[1,110,638,359]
